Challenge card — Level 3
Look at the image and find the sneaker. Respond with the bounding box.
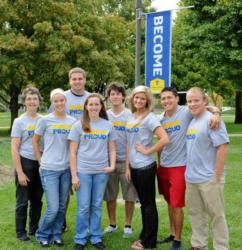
[157,234,174,244]
[169,240,181,250]
[103,225,118,234]
[92,242,106,250]
[53,239,64,247]
[123,227,133,238]
[39,240,49,248]
[17,234,31,241]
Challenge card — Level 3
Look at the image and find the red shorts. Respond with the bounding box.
[157,166,186,208]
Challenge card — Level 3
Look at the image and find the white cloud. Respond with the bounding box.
[151,0,180,19]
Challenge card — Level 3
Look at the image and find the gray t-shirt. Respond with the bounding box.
[65,90,90,120]
[68,118,117,174]
[35,113,75,171]
[160,105,193,167]
[186,111,229,184]
[126,112,160,169]
[107,108,132,162]
[11,114,42,160]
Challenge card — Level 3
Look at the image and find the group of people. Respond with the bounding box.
[11,67,230,250]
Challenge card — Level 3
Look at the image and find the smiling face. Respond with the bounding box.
[160,91,179,115]
[186,90,207,117]
[133,92,148,112]
[24,93,40,113]
[109,89,124,107]
[51,94,66,113]
[69,72,86,94]
[85,97,102,118]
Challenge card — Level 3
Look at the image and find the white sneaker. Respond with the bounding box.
[103,225,118,234]
[123,227,133,238]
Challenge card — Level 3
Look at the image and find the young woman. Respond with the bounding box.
[32,88,75,247]
[125,86,169,250]
[11,86,43,241]
[68,93,116,250]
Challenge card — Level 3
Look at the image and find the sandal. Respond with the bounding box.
[131,240,144,250]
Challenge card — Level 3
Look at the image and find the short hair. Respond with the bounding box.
[21,86,43,104]
[128,85,154,113]
[187,87,208,103]
[50,88,66,101]
[161,87,178,97]
[106,82,126,101]
[68,67,86,79]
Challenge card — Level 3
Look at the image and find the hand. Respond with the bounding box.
[214,172,222,183]
[102,166,115,173]
[18,173,30,187]
[135,144,149,155]
[125,168,131,182]
[72,175,80,190]
[210,114,220,130]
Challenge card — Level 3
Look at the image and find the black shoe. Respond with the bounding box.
[157,234,175,244]
[53,239,64,247]
[39,240,49,247]
[17,235,31,241]
[74,244,85,250]
[169,240,181,250]
[92,242,106,250]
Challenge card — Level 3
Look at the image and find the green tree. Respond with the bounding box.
[172,0,242,123]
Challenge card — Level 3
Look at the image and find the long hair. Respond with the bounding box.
[82,93,108,132]
[127,86,154,125]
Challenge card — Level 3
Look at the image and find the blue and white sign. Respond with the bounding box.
[145,11,172,93]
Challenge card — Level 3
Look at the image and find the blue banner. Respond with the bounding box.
[145,11,172,94]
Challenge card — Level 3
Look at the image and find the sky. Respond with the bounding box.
[151,0,180,18]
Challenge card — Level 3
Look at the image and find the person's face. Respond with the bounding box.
[24,93,40,112]
[86,97,102,117]
[109,90,124,107]
[160,91,179,113]
[133,92,148,111]
[52,94,66,113]
[69,72,86,93]
[186,90,206,117]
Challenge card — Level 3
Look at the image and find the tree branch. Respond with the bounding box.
[0,93,10,105]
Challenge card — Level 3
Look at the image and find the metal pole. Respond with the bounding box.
[135,0,142,87]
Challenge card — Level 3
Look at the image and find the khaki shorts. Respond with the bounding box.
[104,162,138,202]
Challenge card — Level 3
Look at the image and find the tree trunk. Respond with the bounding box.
[234,90,242,124]
[9,85,20,132]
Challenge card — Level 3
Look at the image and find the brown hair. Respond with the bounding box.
[68,67,86,79]
[21,86,43,104]
[106,82,126,102]
[82,93,108,132]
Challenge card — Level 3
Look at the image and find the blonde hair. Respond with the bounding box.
[50,88,66,101]
[187,87,208,104]
[82,93,108,132]
[128,86,154,113]
[68,67,86,79]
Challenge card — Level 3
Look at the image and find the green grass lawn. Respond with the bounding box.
[0,112,241,249]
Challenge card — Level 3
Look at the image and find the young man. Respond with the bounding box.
[103,83,138,237]
[157,87,220,250]
[186,87,229,250]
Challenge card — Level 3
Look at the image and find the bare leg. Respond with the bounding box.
[125,201,135,226]
[106,200,117,225]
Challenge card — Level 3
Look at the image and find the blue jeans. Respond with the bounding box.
[75,173,109,245]
[35,169,71,242]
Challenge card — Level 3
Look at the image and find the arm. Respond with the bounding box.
[11,138,29,186]
[214,143,228,182]
[136,126,170,155]
[103,141,116,173]
[157,151,161,168]
[125,144,131,182]
[206,106,221,130]
[32,134,42,164]
[69,141,80,189]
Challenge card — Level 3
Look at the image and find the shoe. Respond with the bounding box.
[169,240,181,250]
[17,235,31,241]
[29,231,36,236]
[157,234,174,244]
[39,240,49,247]
[123,227,133,238]
[92,242,106,250]
[74,244,85,250]
[191,248,201,250]
[53,239,64,247]
[103,225,118,234]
